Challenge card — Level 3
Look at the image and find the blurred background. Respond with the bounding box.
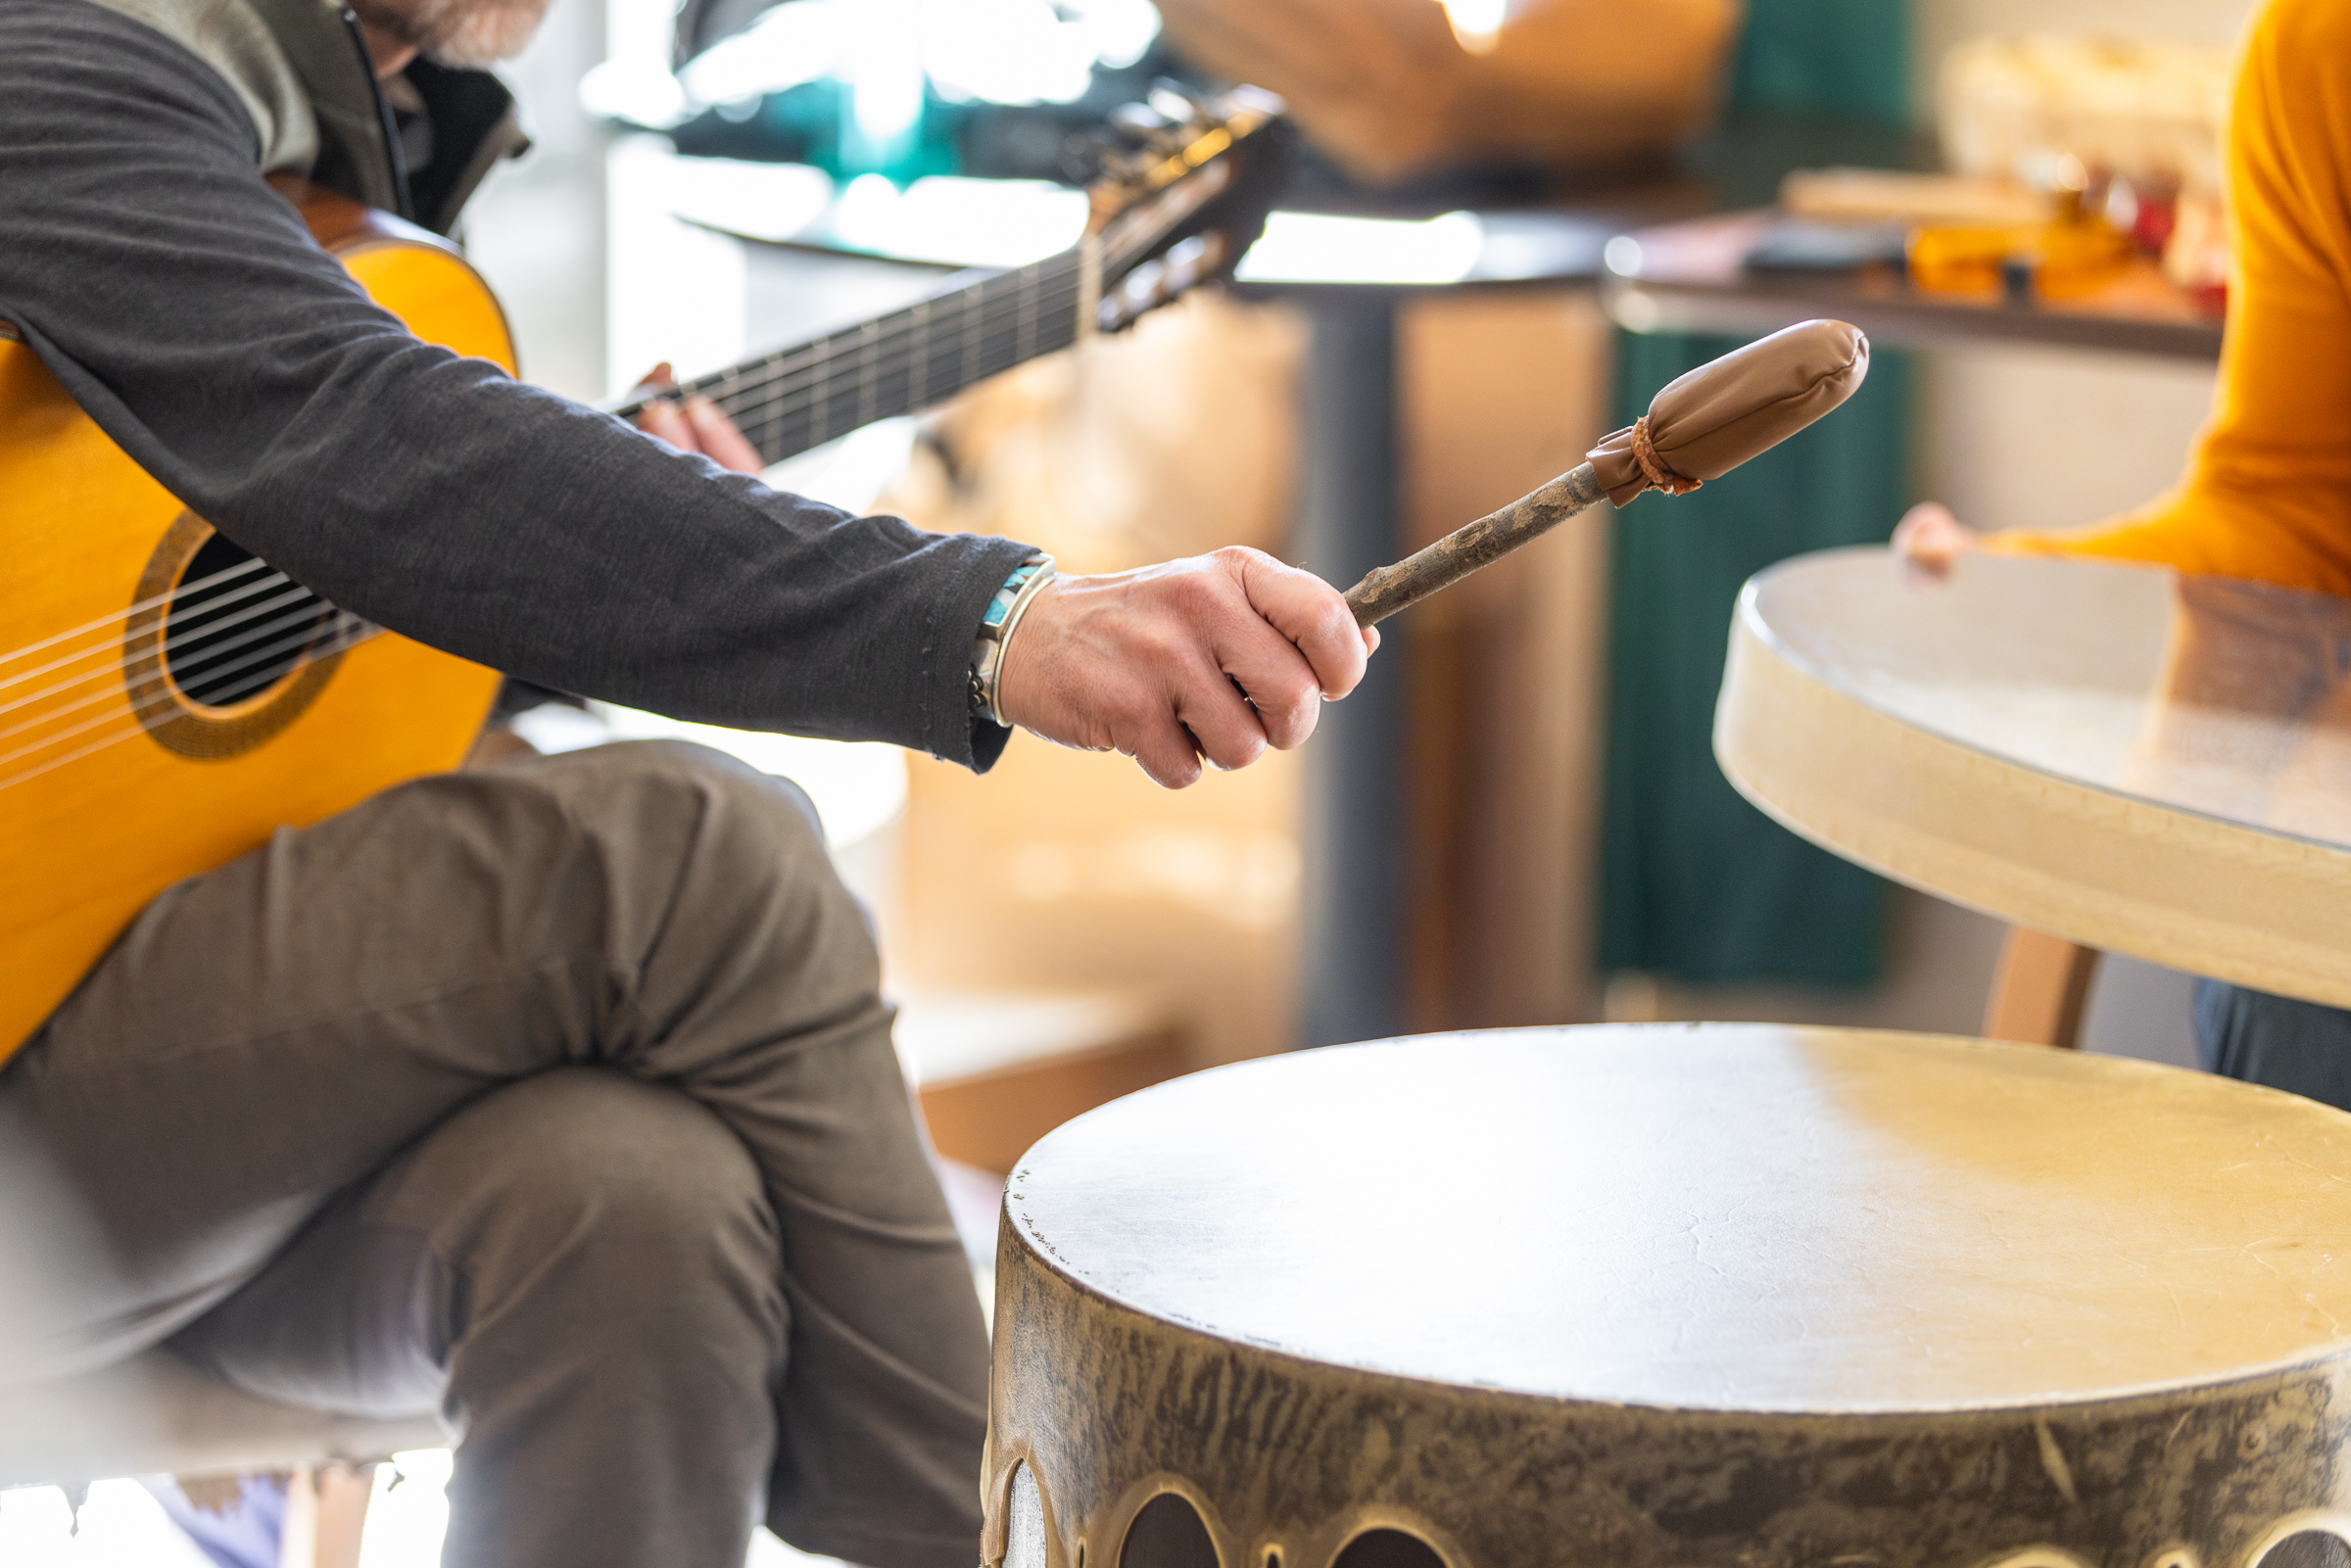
[463,0,2247,1176]
[5,0,2258,1558]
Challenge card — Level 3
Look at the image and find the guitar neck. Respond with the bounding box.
[613,248,1089,469]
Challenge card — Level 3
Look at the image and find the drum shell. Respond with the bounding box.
[984,1225,2351,1568]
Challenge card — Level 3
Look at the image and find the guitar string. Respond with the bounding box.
[636,259,1083,439]
[0,576,338,709]
[0,619,379,795]
[1,579,333,720]
[0,556,283,682]
[617,261,1082,443]
[737,295,1085,461]
[0,618,378,790]
[0,593,363,743]
[0,625,373,799]
[613,251,1083,426]
[0,612,376,770]
[727,290,1085,468]
[693,272,1085,457]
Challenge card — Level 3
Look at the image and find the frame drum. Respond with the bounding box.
[984,1025,2351,1568]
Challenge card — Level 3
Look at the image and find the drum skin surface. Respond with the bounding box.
[984,1025,2351,1568]
[1715,546,2351,1011]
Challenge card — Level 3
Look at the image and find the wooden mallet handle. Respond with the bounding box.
[1346,464,1607,627]
[1342,318,1871,628]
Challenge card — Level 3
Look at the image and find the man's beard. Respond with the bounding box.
[350,0,552,68]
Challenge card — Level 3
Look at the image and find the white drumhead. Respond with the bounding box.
[1007,1025,2351,1412]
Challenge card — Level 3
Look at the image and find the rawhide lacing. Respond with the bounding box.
[1631,416,1702,496]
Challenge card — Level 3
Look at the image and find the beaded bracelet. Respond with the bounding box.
[969,552,1056,727]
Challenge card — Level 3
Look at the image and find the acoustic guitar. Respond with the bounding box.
[0,91,1289,1058]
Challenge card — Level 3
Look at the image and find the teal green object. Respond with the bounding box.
[1593,0,1912,987]
[1728,0,1909,124]
[741,77,966,185]
[1597,333,1909,985]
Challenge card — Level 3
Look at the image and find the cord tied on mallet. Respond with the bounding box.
[1344,318,1870,626]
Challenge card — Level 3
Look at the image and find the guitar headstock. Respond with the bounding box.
[1081,86,1295,333]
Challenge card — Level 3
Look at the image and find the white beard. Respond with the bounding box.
[423,0,552,68]
[352,0,552,69]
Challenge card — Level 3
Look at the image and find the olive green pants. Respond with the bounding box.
[1,741,988,1568]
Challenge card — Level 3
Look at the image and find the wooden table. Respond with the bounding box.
[1603,208,2225,362]
[1717,546,2351,1025]
[984,1024,2351,1567]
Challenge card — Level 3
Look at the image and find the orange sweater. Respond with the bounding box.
[1992,0,2351,598]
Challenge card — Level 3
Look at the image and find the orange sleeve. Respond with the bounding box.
[1989,0,2351,599]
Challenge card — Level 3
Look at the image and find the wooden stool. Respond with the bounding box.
[984,1025,2351,1568]
[0,1348,443,1566]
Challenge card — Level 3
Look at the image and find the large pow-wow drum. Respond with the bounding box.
[982,1025,2351,1568]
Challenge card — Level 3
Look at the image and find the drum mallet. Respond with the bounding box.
[1343,318,1870,625]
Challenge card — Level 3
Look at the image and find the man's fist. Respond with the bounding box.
[996,546,1381,788]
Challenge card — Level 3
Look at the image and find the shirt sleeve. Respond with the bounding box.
[1987,0,2351,599]
[0,0,1034,768]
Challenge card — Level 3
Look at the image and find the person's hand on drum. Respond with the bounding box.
[1893,501,1983,576]
[996,546,1380,790]
[633,361,766,476]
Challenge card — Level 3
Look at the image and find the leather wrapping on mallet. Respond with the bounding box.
[1343,319,1871,627]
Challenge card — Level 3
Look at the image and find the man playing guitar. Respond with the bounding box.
[0,0,1374,1563]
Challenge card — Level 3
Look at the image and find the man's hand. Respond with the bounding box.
[995,546,1381,788]
[633,361,766,477]
[1893,501,1981,576]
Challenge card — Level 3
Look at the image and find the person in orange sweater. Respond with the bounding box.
[1897,0,2351,1104]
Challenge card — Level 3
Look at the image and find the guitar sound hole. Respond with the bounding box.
[165,532,331,710]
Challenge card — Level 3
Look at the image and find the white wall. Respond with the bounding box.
[1915,345,2219,536]
[460,0,610,402]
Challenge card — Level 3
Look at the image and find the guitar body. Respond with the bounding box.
[0,184,509,1058]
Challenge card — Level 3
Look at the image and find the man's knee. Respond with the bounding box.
[401,1069,787,1357]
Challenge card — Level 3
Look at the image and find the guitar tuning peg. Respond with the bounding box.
[1060,129,1112,186]
[1108,102,1171,143]
[1147,82,1206,126]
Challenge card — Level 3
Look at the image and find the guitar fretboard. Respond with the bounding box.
[612,248,1088,468]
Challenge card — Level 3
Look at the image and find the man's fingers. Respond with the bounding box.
[1228,548,1371,699]
[1893,501,1975,578]
[1127,720,1206,789]
[1172,663,1272,772]
[637,397,694,451]
[1214,622,1324,750]
[684,396,766,476]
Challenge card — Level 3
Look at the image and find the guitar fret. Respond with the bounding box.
[1015,262,1037,368]
[855,320,880,431]
[808,333,834,451]
[910,300,930,410]
[962,277,985,396]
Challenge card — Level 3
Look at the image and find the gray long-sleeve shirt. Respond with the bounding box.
[0,0,1035,768]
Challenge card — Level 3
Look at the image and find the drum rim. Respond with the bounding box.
[1738,545,2351,858]
[1002,1023,2351,1417]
